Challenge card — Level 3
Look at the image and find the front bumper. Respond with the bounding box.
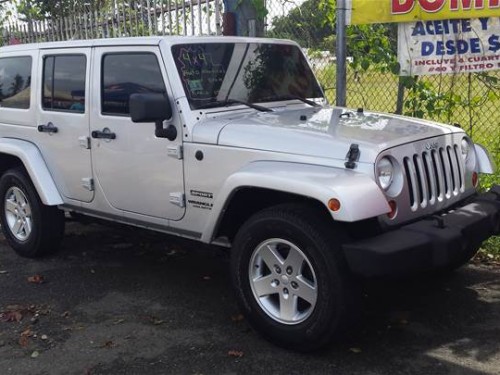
[343,186,500,277]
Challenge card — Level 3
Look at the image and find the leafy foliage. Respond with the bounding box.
[346,24,399,75]
[268,0,333,49]
[16,0,107,21]
[478,236,500,262]
[249,0,268,21]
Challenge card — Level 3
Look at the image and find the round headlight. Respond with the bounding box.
[461,138,471,160]
[377,157,394,190]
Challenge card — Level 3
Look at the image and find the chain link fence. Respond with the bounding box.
[0,0,498,184]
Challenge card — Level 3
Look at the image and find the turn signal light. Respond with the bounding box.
[472,172,479,188]
[328,199,341,212]
[387,200,397,219]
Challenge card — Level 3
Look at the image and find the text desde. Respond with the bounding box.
[398,17,500,75]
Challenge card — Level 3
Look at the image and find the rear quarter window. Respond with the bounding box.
[0,56,32,109]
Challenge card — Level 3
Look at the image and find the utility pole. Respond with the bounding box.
[222,0,264,37]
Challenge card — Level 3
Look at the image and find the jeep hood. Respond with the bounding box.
[192,107,462,163]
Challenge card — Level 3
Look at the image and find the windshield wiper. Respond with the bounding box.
[196,99,272,112]
[260,95,321,107]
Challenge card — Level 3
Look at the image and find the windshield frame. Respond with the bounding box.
[170,41,326,111]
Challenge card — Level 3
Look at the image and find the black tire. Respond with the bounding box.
[231,203,360,351]
[0,167,64,258]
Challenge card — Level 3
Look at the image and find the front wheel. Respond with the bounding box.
[0,167,64,257]
[231,204,359,351]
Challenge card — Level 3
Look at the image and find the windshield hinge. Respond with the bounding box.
[79,136,91,149]
[82,178,94,191]
[169,192,185,208]
[167,145,183,160]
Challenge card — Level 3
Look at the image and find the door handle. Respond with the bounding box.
[91,128,116,140]
[37,122,58,134]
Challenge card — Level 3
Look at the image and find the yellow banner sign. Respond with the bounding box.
[348,0,500,25]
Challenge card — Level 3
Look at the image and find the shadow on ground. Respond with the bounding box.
[0,221,499,375]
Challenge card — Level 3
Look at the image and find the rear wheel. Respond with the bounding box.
[0,167,64,257]
[231,203,359,351]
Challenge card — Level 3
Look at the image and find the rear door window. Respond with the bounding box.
[42,55,86,113]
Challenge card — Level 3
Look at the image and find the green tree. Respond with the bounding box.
[16,0,107,21]
[268,0,333,50]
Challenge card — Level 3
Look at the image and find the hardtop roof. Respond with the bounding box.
[0,35,297,53]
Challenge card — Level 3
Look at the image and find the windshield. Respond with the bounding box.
[172,42,324,110]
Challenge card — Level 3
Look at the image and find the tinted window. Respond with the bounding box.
[0,56,32,109]
[173,44,234,105]
[43,55,86,112]
[172,43,323,110]
[102,53,166,116]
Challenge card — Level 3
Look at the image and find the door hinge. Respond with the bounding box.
[79,136,91,149]
[167,145,183,160]
[169,192,185,208]
[82,178,94,191]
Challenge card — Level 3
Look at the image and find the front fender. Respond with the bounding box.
[0,138,63,205]
[202,161,390,242]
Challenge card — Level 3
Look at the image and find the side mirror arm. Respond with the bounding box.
[155,121,177,141]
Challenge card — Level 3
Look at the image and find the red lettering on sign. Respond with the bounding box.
[393,0,498,14]
[392,0,415,14]
[419,0,446,12]
[450,0,484,10]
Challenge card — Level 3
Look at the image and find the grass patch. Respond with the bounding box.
[477,236,500,264]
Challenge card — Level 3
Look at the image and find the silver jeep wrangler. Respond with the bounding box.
[0,36,499,350]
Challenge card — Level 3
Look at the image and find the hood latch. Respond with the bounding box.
[345,144,360,169]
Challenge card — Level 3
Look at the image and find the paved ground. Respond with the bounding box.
[0,220,499,375]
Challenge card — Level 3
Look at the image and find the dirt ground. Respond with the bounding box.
[0,220,499,375]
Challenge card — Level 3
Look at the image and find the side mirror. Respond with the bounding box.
[129,93,172,123]
[129,93,176,141]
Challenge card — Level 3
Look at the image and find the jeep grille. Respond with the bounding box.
[403,145,465,211]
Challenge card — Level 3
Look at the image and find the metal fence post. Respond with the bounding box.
[248,19,256,37]
[395,77,405,115]
[336,0,347,107]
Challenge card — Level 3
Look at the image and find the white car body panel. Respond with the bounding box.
[35,47,94,203]
[200,161,390,242]
[0,139,63,205]
[0,36,495,246]
[214,108,459,163]
[89,45,185,221]
[475,144,496,174]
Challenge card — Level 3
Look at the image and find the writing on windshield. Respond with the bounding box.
[175,45,232,102]
[172,42,323,110]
